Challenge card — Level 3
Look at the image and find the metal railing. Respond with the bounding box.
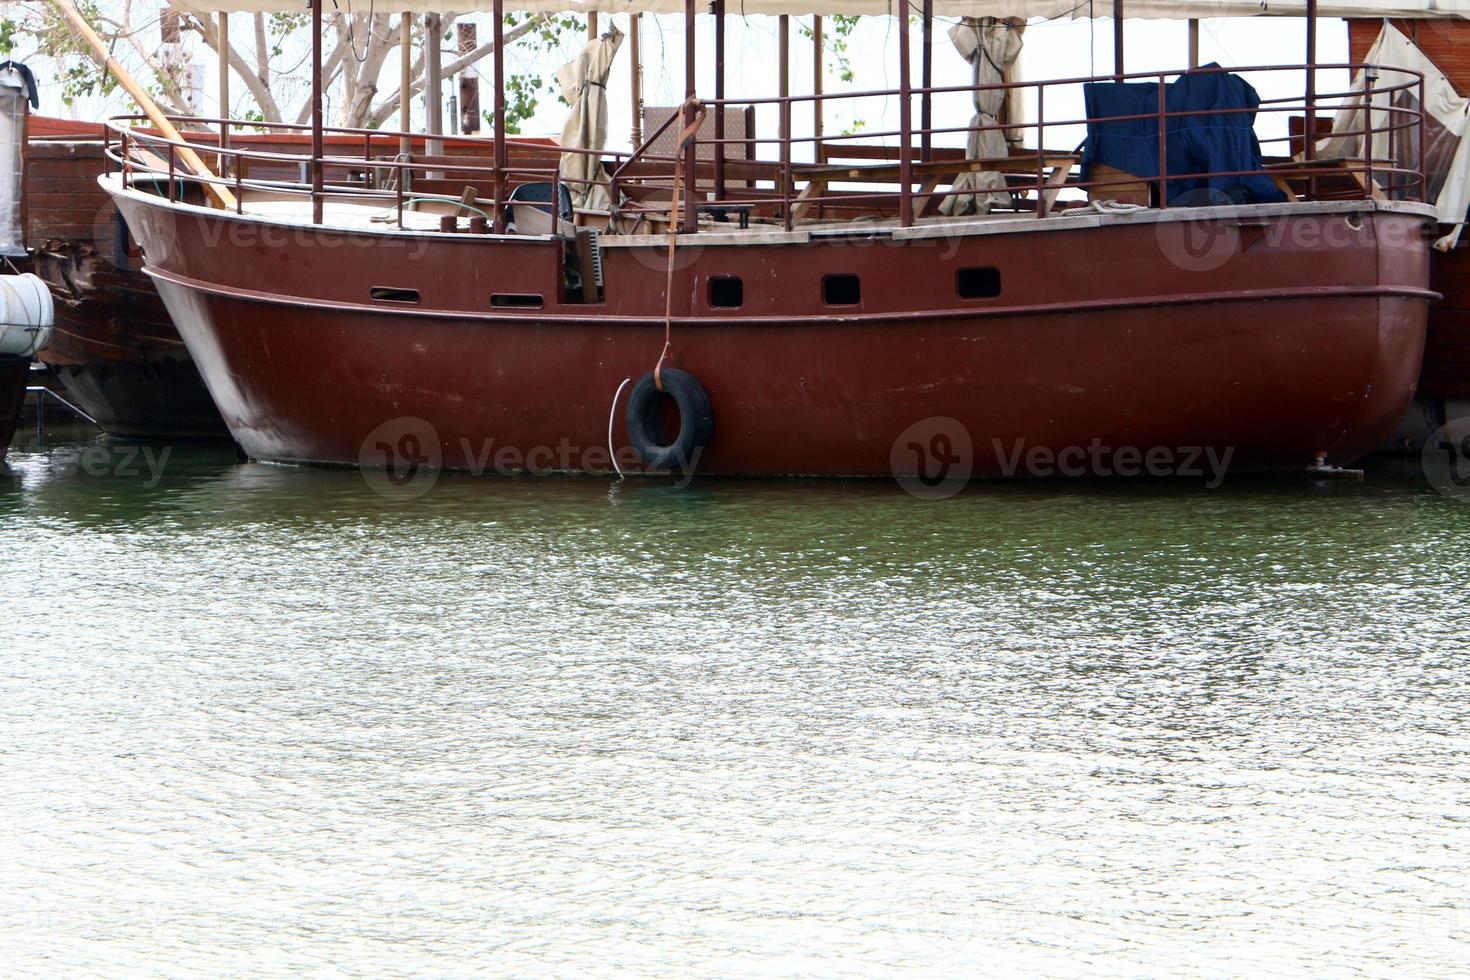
[103,116,613,233]
[104,60,1426,236]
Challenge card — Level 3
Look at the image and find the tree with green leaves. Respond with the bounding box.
[1,0,579,129]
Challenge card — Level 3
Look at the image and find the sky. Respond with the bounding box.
[21,9,1351,158]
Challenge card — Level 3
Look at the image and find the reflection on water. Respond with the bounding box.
[2,433,1467,974]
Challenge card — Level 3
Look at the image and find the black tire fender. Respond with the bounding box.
[625,368,713,471]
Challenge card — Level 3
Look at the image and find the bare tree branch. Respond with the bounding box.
[366,14,543,130]
[186,13,284,122]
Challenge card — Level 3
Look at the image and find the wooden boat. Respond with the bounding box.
[26,118,227,439]
[92,0,1452,480]
[26,115,561,440]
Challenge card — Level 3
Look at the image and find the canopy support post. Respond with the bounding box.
[1304,0,1317,165]
[813,16,823,163]
[493,0,506,233]
[716,0,727,199]
[218,12,229,171]
[630,14,642,147]
[1113,0,1124,79]
[898,0,913,227]
[682,0,698,234]
[589,12,599,41]
[399,13,412,154]
[426,13,443,161]
[310,0,323,225]
[1188,19,1200,68]
[920,0,932,163]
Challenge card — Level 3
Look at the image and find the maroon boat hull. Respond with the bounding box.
[0,357,28,459]
[113,186,1435,478]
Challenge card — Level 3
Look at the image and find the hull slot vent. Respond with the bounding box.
[492,293,544,309]
[371,286,420,304]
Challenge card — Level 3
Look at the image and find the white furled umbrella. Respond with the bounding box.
[556,24,624,212]
[940,17,1026,217]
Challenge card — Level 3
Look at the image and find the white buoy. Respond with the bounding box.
[0,273,54,358]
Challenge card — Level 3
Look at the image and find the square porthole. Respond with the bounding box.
[823,274,861,306]
[709,276,743,308]
[956,267,1002,299]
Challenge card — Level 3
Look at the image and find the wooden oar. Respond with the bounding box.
[49,0,237,210]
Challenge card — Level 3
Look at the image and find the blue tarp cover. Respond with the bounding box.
[1080,65,1287,206]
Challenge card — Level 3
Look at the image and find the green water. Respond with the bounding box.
[2,428,1467,974]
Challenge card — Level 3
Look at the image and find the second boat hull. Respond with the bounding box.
[0,357,28,460]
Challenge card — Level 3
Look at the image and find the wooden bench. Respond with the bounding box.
[787,153,1080,221]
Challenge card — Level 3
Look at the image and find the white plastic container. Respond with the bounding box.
[0,273,54,357]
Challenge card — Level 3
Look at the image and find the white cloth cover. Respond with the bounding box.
[557,25,624,211]
[171,1,1470,20]
[1320,22,1469,250]
[940,18,1025,217]
[0,70,26,259]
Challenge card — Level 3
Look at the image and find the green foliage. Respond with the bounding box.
[800,14,861,85]
[494,71,548,134]
[476,12,588,133]
[240,108,272,133]
[269,14,305,59]
[0,19,17,57]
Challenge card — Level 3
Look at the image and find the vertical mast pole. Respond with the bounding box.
[715,0,726,199]
[1304,0,1317,165]
[1187,18,1199,68]
[630,13,643,147]
[920,0,932,163]
[778,14,789,99]
[425,13,443,159]
[682,0,698,233]
[310,0,323,225]
[813,16,823,163]
[217,12,229,166]
[493,0,507,233]
[1113,0,1124,78]
[400,14,412,154]
[898,0,913,227]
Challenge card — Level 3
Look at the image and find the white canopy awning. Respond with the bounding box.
[1320,22,1470,249]
[169,0,1470,20]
